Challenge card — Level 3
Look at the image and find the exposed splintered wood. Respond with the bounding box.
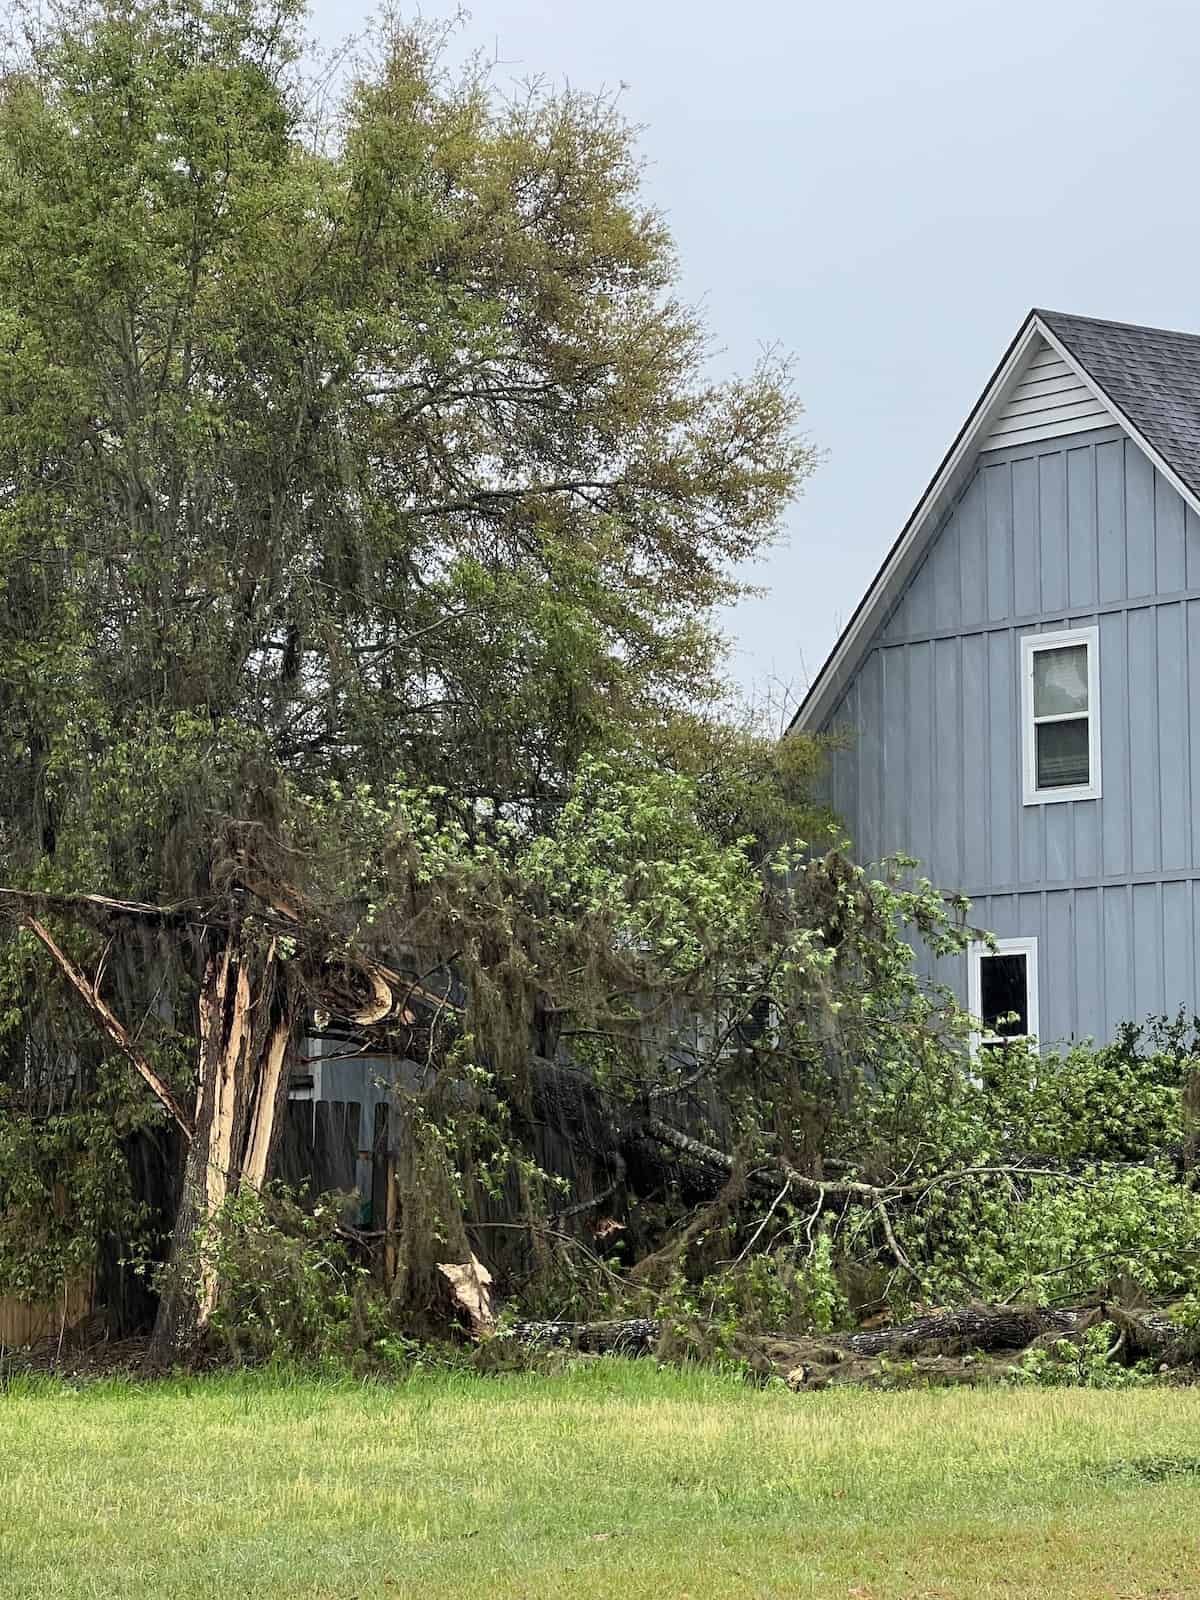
[194,947,252,1326]
[148,935,298,1365]
[438,1255,496,1337]
[242,1010,292,1193]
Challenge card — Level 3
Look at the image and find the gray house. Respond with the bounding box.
[793,309,1200,1050]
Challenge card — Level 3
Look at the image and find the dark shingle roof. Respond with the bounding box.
[1037,308,1200,501]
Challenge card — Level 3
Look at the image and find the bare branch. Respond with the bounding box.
[22,918,193,1140]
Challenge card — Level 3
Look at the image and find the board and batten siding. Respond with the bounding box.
[822,421,1200,1044]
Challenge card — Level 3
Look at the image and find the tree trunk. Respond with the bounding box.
[838,1305,1078,1356]
[147,934,296,1367]
[509,1318,663,1355]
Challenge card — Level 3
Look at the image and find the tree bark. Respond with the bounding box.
[147,933,297,1367]
[838,1305,1079,1356]
[508,1318,663,1355]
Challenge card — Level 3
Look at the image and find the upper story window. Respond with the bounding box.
[1021,627,1101,805]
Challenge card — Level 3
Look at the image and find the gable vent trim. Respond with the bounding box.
[980,339,1109,452]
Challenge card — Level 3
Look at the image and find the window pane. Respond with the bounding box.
[979,953,1028,1036]
[1036,716,1090,789]
[1034,644,1088,717]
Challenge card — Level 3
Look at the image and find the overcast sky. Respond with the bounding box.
[310,0,1198,713]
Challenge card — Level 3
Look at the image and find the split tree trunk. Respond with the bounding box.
[15,883,414,1366]
[147,934,296,1367]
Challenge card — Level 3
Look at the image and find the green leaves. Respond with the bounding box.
[0,0,812,890]
[0,0,823,1323]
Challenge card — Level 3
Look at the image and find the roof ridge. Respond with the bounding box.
[1036,307,1200,344]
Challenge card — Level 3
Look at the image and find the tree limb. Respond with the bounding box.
[22,917,193,1140]
[643,1116,1065,1208]
[0,886,205,923]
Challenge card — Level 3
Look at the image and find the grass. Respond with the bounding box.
[1,1362,1199,1598]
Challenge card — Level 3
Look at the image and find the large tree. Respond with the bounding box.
[0,0,814,1353]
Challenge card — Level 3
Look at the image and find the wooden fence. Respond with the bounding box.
[0,1274,94,1348]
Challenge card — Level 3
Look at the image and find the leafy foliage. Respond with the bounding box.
[0,1065,153,1298]
[833,1017,1200,1311]
[1011,1325,1157,1390]
[0,0,816,1321]
[202,1185,383,1364]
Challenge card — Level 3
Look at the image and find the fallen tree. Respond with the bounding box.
[505,1307,1085,1360]
[3,6,1199,1368]
[504,1302,1198,1385]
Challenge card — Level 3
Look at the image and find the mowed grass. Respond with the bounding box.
[1,1363,1199,1599]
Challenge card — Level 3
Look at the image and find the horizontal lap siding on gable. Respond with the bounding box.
[820,427,1200,895]
[979,340,1109,454]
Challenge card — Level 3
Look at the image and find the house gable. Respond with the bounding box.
[822,426,1200,878]
[793,310,1200,734]
[807,308,1200,1048]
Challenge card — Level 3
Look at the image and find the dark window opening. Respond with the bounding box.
[979,953,1029,1038]
[735,995,774,1048]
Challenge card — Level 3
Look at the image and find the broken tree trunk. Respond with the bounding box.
[507,1306,1087,1363]
[7,876,429,1365]
[838,1304,1079,1356]
[147,933,297,1367]
[508,1318,663,1355]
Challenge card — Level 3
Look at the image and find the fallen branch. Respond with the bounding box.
[643,1116,1065,1208]
[839,1305,1079,1357]
[507,1318,661,1355]
[1,877,458,1026]
[0,887,204,924]
[22,917,193,1140]
[507,1304,1085,1366]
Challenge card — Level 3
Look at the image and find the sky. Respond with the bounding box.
[310,0,1199,716]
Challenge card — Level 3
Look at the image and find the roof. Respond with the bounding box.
[790,308,1200,734]
[1037,309,1200,504]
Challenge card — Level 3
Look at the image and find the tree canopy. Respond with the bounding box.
[0,0,813,906]
[0,0,823,1349]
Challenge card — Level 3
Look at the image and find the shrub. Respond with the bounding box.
[201,1186,386,1364]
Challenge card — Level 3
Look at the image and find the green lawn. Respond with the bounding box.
[1,1363,1199,1599]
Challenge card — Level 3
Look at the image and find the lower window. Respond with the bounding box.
[966,936,1039,1055]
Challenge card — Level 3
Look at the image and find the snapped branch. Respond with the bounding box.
[22,917,194,1141]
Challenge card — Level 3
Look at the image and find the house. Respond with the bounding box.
[792,309,1200,1050]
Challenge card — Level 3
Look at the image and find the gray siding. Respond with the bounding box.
[824,422,1200,1043]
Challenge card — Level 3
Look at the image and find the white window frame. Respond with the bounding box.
[1021,626,1101,805]
[967,936,1039,1056]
